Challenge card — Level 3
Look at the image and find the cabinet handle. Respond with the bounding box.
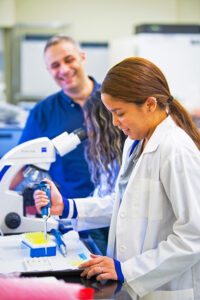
[0,134,12,138]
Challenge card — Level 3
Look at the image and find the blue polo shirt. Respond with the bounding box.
[18,78,100,198]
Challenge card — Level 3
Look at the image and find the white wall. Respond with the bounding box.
[0,0,199,39]
[0,0,199,105]
[0,0,15,27]
[13,0,200,41]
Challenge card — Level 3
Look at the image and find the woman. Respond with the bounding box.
[34,57,200,299]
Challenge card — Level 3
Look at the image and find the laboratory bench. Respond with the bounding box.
[0,232,133,299]
[19,235,133,300]
[21,270,132,300]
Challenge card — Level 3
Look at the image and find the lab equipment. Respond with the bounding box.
[23,256,53,271]
[22,232,56,258]
[0,128,87,234]
[50,229,67,257]
[37,180,51,255]
[22,165,47,189]
[0,276,94,300]
[0,230,91,274]
[0,102,28,126]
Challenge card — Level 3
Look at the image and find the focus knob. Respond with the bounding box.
[5,213,21,229]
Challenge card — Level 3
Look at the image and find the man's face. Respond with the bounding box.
[44,41,86,94]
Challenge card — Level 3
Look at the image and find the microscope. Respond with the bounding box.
[0,128,87,234]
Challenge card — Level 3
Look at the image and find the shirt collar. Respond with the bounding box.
[60,76,100,105]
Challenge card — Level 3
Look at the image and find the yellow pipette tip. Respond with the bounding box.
[24,232,50,244]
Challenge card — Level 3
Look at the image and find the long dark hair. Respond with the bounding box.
[83,90,126,196]
[101,57,200,150]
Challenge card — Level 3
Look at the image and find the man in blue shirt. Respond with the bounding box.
[18,35,106,252]
[19,35,100,198]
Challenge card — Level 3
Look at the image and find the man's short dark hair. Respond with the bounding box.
[44,35,81,53]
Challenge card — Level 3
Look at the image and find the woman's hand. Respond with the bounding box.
[79,254,118,281]
[33,179,64,216]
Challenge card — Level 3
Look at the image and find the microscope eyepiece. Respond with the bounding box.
[73,128,87,141]
[52,127,87,157]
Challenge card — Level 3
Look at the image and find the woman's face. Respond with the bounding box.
[101,93,151,141]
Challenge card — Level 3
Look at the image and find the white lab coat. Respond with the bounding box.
[73,116,200,300]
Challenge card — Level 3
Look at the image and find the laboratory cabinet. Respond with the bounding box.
[0,126,22,158]
[110,24,200,114]
[0,29,6,102]
[134,24,200,113]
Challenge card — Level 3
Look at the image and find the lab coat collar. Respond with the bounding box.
[143,115,176,154]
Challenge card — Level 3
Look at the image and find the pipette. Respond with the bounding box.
[37,180,51,256]
[50,229,67,257]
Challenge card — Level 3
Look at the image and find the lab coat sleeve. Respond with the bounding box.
[71,193,115,232]
[121,149,200,297]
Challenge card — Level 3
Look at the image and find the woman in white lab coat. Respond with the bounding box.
[34,57,200,300]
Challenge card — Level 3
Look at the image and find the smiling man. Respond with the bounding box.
[44,36,94,105]
[19,35,100,199]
